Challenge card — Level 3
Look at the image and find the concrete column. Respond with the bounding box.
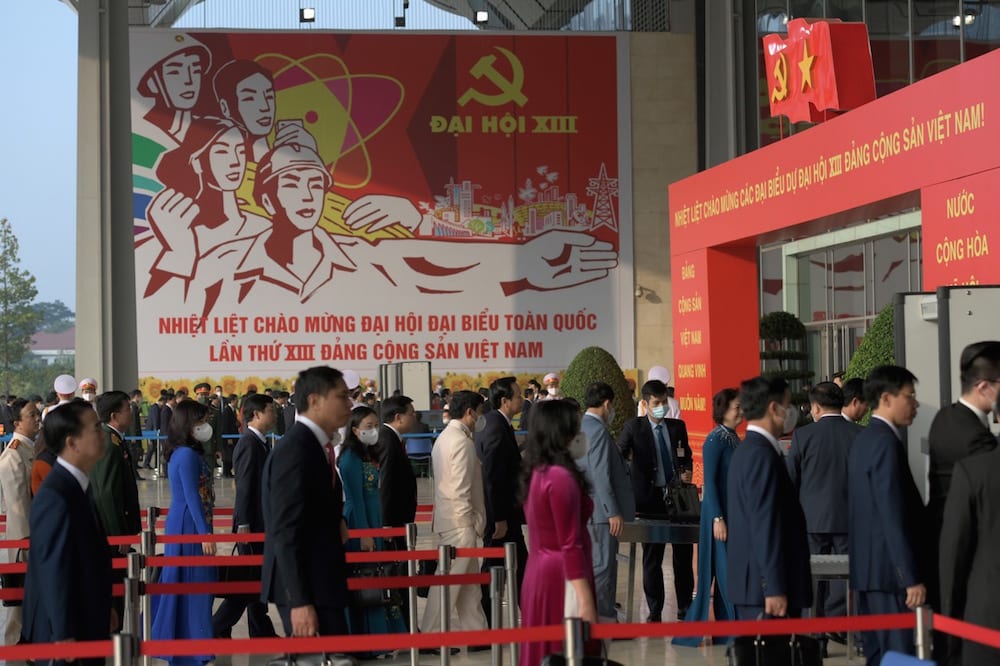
[76,0,138,390]
[703,0,742,166]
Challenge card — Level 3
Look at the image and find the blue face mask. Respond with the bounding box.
[650,404,667,419]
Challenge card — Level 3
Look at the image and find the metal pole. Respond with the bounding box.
[504,541,520,665]
[915,604,933,661]
[563,617,586,666]
[405,522,419,666]
[489,566,504,666]
[123,552,142,636]
[113,632,135,666]
[141,508,158,666]
[438,545,452,666]
[156,432,165,478]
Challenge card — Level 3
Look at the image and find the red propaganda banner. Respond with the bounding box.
[129,32,631,391]
[763,19,875,124]
[922,169,1000,289]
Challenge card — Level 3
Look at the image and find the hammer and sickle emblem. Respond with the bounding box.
[771,52,789,103]
[458,46,528,107]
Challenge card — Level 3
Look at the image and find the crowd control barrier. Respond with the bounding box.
[3,607,1000,666]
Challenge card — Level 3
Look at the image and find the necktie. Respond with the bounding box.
[654,424,674,486]
[324,441,336,478]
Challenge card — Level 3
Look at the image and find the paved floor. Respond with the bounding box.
[131,472,861,665]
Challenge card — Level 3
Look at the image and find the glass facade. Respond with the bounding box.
[752,0,1000,149]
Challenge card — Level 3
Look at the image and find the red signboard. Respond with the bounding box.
[922,168,1000,289]
[763,19,875,123]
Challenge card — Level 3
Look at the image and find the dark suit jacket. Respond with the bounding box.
[160,404,173,435]
[848,418,927,592]
[221,404,240,439]
[618,416,692,511]
[378,424,417,527]
[727,430,812,609]
[940,447,1000,635]
[90,425,142,536]
[129,402,142,437]
[928,402,996,525]
[475,409,523,530]
[23,463,113,646]
[283,403,296,434]
[233,430,269,535]
[786,414,863,534]
[145,402,161,431]
[261,422,347,609]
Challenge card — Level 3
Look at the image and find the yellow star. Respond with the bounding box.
[799,42,815,92]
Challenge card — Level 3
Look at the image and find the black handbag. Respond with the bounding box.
[267,653,358,666]
[216,544,261,600]
[664,482,701,523]
[541,656,625,666]
[727,633,823,666]
[348,562,403,609]
[0,549,26,608]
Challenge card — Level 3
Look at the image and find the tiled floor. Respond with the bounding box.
[135,473,861,665]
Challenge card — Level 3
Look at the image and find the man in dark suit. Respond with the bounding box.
[261,366,352,637]
[377,395,418,546]
[214,393,278,639]
[220,394,241,475]
[142,390,165,469]
[22,400,114,664]
[619,379,694,622]
[476,376,527,624]
[928,340,1000,665]
[786,382,862,652]
[283,389,297,433]
[849,365,927,666]
[940,445,1000,665]
[841,378,868,423]
[727,376,811,620]
[128,390,145,479]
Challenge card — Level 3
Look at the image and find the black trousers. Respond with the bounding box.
[277,603,348,637]
[213,597,277,638]
[808,533,848,620]
[480,521,527,626]
[857,590,912,666]
[640,494,693,619]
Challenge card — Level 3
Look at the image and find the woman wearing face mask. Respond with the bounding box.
[151,400,216,665]
[674,388,742,646]
[520,400,599,666]
[337,406,405,648]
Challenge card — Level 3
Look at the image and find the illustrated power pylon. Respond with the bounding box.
[587,163,619,232]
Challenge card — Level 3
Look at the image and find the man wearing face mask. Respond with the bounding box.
[619,379,694,622]
[577,382,635,623]
[928,340,1000,665]
[540,372,562,401]
[421,390,489,638]
[477,376,528,625]
[213,393,278,640]
[727,376,811,621]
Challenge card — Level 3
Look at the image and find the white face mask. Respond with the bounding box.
[358,428,379,446]
[781,404,798,434]
[568,431,589,459]
[441,416,451,426]
[192,422,213,443]
[547,386,560,396]
[474,414,487,432]
[83,392,96,403]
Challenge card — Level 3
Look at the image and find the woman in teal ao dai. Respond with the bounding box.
[338,406,406,653]
[674,388,743,646]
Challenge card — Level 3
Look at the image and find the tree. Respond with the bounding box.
[560,346,635,440]
[0,219,42,395]
[35,300,75,333]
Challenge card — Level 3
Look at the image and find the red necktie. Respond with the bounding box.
[324,441,336,481]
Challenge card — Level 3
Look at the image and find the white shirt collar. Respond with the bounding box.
[746,424,783,456]
[819,412,843,419]
[10,432,35,449]
[56,457,89,492]
[107,423,126,439]
[295,414,332,446]
[386,423,402,440]
[248,426,267,443]
[958,398,990,429]
[841,412,854,421]
[497,409,512,426]
[871,414,902,440]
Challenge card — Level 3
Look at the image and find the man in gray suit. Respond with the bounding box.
[576,382,636,623]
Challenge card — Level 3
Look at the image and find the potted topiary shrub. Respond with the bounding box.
[759,311,813,422]
[560,346,636,440]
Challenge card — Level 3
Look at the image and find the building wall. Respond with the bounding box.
[631,33,698,377]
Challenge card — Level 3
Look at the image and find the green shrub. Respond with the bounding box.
[844,305,896,382]
[560,346,636,441]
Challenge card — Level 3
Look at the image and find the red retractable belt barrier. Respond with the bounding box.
[935,615,1000,650]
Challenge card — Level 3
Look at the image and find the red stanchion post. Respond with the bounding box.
[916,605,933,660]
[489,566,504,666]
[406,522,419,666]
[504,542,520,664]
[438,545,453,666]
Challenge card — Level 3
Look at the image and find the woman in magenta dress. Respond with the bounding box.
[520,400,599,666]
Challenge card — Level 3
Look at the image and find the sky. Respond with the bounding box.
[0,0,473,308]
